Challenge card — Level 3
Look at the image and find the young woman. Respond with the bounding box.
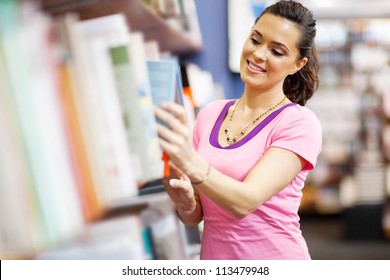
[154,0,322,260]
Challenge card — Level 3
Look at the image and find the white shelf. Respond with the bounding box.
[108,191,170,212]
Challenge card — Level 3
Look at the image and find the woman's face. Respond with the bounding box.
[240,13,307,92]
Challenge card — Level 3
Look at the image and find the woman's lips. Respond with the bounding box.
[247,60,266,73]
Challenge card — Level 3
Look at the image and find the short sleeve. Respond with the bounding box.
[269,108,322,170]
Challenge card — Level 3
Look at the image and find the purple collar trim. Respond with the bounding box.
[209,101,296,149]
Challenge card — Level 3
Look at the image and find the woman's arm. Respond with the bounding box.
[155,103,306,219]
[193,147,305,218]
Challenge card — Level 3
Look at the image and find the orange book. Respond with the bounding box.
[162,152,170,177]
[180,63,197,108]
[56,63,102,222]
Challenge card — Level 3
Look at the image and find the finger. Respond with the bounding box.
[168,162,190,182]
[168,162,183,178]
[158,136,179,157]
[154,106,191,139]
[169,179,193,196]
[156,124,192,156]
[154,106,180,131]
[169,161,181,174]
[156,122,180,144]
[180,172,191,182]
[161,102,188,125]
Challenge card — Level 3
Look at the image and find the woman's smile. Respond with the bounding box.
[247,60,266,73]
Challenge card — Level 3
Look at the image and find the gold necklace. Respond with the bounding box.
[224,95,287,145]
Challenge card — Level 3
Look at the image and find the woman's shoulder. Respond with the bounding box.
[282,103,320,121]
[276,103,322,131]
[284,103,317,115]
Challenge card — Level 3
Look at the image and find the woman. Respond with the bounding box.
[154,0,322,260]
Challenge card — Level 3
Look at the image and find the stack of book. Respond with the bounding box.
[0,0,205,259]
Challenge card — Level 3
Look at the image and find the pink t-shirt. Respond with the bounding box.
[193,99,322,260]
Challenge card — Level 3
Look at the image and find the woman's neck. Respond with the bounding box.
[240,86,287,111]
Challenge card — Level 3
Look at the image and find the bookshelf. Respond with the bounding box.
[0,0,202,259]
[107,190,170,215]
[35,192,192,260]
[42,0,203,55]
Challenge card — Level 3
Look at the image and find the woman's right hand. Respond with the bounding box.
[163,164,197,216]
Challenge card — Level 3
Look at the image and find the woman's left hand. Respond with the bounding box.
[154,102,198,175]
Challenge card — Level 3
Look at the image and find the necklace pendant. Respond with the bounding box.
[224,95,286,147]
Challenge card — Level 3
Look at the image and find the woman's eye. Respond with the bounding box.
[271,49,284,57]
[250,37,260,45]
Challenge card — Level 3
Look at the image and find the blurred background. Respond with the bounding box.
[1,0,390,260]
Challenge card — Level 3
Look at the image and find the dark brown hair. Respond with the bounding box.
[255,0,319,106]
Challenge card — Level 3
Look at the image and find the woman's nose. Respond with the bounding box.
[253,46,267,62]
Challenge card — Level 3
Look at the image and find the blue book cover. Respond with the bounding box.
[147,58,184,107]
[147,58,184,128]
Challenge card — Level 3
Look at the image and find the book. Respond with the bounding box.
[185,63,219,108]
[36,215,146,259]
[142,0,202,43]
[0,4,45,257]
[23,4,85,246]
[109,32,163,185]
[147,57,198,127]
[140,198,186,259]
[179,0,202,41]
[0,79,39,259]
[180,63,197,108]
[146,57,189,177]
[179,63,197,127]
[0,0,84,254]
[63,14,113,209]
[147,58,184,109]
[71,13,138,204]
[144,40,160,59]
[53,15,102,223]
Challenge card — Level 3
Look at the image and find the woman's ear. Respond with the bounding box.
[292,57,308,74]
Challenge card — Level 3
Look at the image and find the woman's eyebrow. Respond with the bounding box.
[252,29,290,52]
